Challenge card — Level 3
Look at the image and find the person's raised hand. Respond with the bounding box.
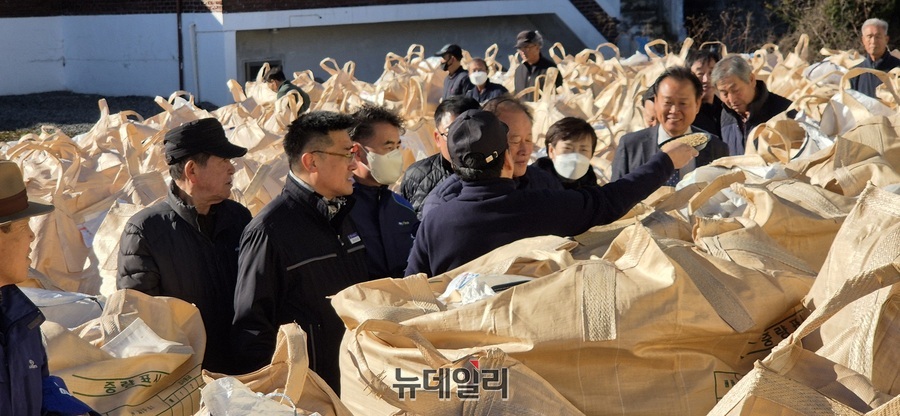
[660,141,699,169]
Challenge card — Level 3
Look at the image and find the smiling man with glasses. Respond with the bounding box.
[233,111,368,393]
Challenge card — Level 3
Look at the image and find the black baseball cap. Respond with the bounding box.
[516,30,541,49]
[434,44,463,59]
[163,118,247,165]
[448,110,509,169]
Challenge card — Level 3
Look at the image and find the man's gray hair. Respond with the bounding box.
[861,18,888,34]
[711,55,753,86]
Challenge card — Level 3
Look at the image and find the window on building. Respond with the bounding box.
[245,60,283,83]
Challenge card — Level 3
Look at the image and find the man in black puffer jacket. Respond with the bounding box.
[712,55,795,156]
[118,118,251,374]
[400,96,480,218]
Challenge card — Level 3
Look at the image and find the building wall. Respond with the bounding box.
[0,17,66,95]
[62,15,181,98]
[234,15,585,85]
[0,1,609,105]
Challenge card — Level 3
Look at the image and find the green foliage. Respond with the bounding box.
[687,0,898,58]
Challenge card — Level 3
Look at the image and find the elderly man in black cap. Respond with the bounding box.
[117,117,251,374]
[435,43,473,100]
[406,110,698,276]
[514,30,562,100]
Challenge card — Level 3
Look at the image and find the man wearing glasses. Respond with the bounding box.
[233,111,368,393]
[400,96,480,217]
[513,30,562,100]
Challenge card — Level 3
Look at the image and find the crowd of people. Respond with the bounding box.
[2,18,897,413]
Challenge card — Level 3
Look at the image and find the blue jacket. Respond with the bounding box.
[465,81,509,104]
[406,151,675,276]
[420,164,563,218]
[0,284,47,415]
[350,183,420,279]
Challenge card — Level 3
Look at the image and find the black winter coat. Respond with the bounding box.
[232,176,368,393]
[400,153,453,218]
[117,182,251,374]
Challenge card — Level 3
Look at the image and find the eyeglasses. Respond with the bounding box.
[438,131,448,139]
[310,147,358,160]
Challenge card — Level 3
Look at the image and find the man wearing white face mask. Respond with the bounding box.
[349,105,420,279]
[465,58,508,104]
[534,117,599,189]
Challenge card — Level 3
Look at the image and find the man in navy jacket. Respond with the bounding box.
[850,18,900,98]
[420,95,562,218]
[712,55,795,156]
[348,105,419,279]
[405,110,697,276]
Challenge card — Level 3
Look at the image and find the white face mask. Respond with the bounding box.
[365,148,404,185]
[469,71,488,86]
[553,152,591,180]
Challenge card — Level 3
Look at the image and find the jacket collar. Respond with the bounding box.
[167,181,202,230]
[721,80,771,123]
[458,177,516,200]
[0,285,44,334]
[167,181,234,238]
[431,153,453,175]
[284,174,355,226]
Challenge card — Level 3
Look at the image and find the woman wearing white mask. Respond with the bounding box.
[534,117,600,189]
[348,105,420,280]
[464,58,509,104]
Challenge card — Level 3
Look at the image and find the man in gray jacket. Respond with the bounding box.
[118,118,251,374]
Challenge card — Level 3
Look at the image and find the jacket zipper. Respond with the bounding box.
[307,324,318,370]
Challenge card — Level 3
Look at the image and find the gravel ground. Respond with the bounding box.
[0,91,218,142]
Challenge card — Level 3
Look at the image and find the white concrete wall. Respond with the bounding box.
[0,17,65,95]
[182,13,230,106]
[63,15,181,98]
[0,0,613,106]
